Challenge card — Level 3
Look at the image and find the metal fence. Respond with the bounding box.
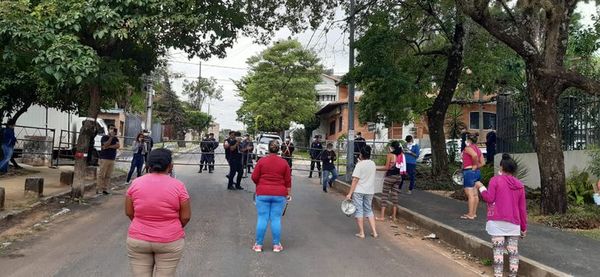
[1,124,56,167]
[497,93,600,153]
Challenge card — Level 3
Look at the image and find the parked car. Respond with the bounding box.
[254,133,282,159]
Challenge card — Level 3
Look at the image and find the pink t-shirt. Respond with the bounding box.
[126,173,190,243]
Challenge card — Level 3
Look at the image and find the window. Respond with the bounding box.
[329,121,336,136]
[469,112,496,130]
[338,116,343,132]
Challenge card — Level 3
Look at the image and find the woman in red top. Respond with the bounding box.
[461,132,485,220]
[251,140,292,253]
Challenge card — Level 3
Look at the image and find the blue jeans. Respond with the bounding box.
[0,144,14,173]
[322,168,338,190]
[255,195,287,246]
[400,163,417,191]
[352,193,374,218]
[127,154,144,182]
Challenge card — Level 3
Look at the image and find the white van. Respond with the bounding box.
[254,133,282,159]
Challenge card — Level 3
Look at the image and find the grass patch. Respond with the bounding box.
[480,258,493,266]
[530,205,600,229]
[571,229,600,241]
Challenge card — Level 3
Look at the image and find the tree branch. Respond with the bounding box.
[539,68,600,94]
[456,0,538,60]
[414,48,450,56]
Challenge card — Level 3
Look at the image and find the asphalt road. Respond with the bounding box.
[0,164,481,277]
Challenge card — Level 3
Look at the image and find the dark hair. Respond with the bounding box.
[326,142,334,148]
[234,131,242,137]
[147,149,173,173]
[136,133,144,141]
[405,135,413,143]
[357,132,362,136]
[268,140,280,153]
[389,141,402,155]
[6,118,16,126]
[466,132,479,143]
[500,153,517,175]
[360,145,372,160]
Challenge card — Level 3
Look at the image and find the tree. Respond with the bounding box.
[153,71,187,140]
[183,77,223,110]
[236,40,323,132]
[348,1,522,178]
[184,109,213,134]
[456,0,600,214]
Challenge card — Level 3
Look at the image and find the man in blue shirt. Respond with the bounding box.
[98,125,120,195]
[400,135,420,194]
[0,119,17,174]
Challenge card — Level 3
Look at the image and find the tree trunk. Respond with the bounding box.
[426,20,466,178]
[72,85,102,198]
[527,70,567,214]
[11,102,32,122]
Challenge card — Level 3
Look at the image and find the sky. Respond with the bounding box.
[168,3,598,131]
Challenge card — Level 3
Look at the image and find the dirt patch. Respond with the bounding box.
[0,167,40,179]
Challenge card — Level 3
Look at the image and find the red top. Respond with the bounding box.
[462,144,483,168]
[252,154,292,196]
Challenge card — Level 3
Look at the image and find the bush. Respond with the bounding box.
[535,205,600,229]
[566,170,596,206]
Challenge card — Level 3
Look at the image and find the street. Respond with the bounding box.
[0,164,483,277]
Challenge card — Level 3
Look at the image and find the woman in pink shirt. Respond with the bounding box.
[125,149,191,277]
[476,154,527,277]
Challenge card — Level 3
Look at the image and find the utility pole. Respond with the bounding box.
[145,77,154,132]
[198,61,203,111]
[346,0,356,181]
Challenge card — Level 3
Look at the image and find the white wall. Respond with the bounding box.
[12,105,77,147]
[494,150,593,189]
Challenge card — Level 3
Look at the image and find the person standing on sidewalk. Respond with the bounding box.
[309,135,323,178]
[476,154,527,277]
[321,143,337,193]
[125,148,191,277]
[353,132,366,164]
[486,128,497,165]
[225,131,244,190]
[461,132,485,219]
[142,129,153,173]
[251,140,292,253]
[400,135,420,194]
[98,125,120,195]
[346,145,378,239]
[0,119,17,174]
[281,136,295,170]
[377,141,405,221]
[127,133,146,183]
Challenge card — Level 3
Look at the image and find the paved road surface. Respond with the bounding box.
[0,165,481,277]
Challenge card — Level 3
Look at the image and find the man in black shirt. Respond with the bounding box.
[353,132,366,164]
[281,136,295,170]
[199,133,210,173]
[98,125,120,195]
[142,129,153,173]
[321,143,338,193]
[207,133,218,173]
[225,131,243,190]
[309,135,323,178]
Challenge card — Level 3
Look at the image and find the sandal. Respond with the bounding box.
[460,214,476,220]
[375,217,385,221]
[371,233,379,238]
[355,233,365,239]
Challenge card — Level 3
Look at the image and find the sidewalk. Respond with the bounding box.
[0,166,73,211]
[397,190,599,276]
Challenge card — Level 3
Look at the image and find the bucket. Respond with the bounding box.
[593,193,600,206]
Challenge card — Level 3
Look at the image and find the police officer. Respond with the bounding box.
[224,131,243,190]
[207,133,218,173]
[199,133,211,173]
[240,134,254,178]
[281,136,295,170]
[309,135,323,178]
[353,132,366,164]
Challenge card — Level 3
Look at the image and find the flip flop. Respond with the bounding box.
[355,233,365,239]
[460,215,476,220]
[375,217,385,221]
[371,233,379,238]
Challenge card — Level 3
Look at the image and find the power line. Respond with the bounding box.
[168,59,248,70]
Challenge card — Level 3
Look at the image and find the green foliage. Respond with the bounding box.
[445,105,466,139]
[534,205,600,230]
[337,133,347,144]
[185,109,212,133]
[587,145,600,178]
[183,77,223,110]
[153,69,186,139]
[480,164,494,185]
[236,39,323,132]
[566,170,596,206]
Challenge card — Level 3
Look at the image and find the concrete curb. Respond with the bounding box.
[0,173,126,227]
[332,180,572,277]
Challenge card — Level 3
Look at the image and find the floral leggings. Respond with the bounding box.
[492,236,519,277]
